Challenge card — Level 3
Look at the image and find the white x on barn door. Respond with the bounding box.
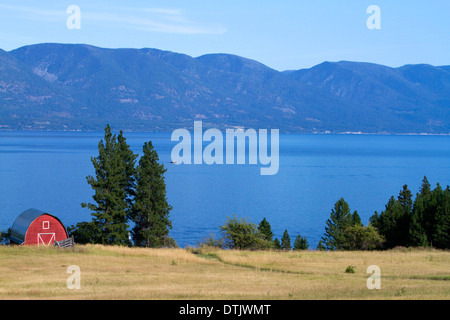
[37,233,55,246]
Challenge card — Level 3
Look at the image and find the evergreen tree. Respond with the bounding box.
[117,131,138,214]
[369,211,381,230]
[293,234,309,250]
[409,177,437,247]
[321,198,353,250]
[370,185,413,248]
[273,238,281,250]
[281,229,291,251]
[67,221,98,244]
[376,196,408,248]
[131,141,173,248]
[72,125,137,245]
[420,176,431,195]
[316,240,326,251]
[351,210,363,226]
[398,185,413,216]
[258,218,274,242]
[433,186,450,249]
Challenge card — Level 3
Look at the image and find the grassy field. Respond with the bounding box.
[0,245,449,300]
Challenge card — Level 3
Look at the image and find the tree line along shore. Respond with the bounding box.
[1,126,449,251]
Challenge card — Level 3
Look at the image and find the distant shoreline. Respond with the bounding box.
[1,129,450,136]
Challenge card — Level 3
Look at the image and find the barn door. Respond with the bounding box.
[37,233,55,246]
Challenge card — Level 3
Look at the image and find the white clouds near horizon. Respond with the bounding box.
[0,3,226,35]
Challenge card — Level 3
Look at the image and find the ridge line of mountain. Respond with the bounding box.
[1,43,449,133]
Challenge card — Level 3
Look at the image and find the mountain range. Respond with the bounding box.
[1,43,449,133]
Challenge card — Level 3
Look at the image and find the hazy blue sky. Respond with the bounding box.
[0,0,449,70]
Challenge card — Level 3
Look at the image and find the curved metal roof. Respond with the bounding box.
[9,209,66,244]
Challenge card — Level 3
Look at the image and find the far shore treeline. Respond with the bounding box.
[1,126,449,250]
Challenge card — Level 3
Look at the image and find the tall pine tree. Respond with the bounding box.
[293,234,309,250]
[351,210,363,226]
[433,186,450,249]
[369,185,413,248]
[398,184,413,217]
[258,218,274,242]
[410,177,435,246]
[118,130,138,215]
[131,141,173,248]
[380,196,409,247]
[321,198,353,250]
[281,229,291,251]
[71,125,137,245]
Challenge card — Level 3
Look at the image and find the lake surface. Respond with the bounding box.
[1,132,450,248]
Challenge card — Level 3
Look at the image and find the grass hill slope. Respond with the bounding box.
[0,245,449,299]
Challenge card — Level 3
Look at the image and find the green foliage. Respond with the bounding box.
[118,131,138,211]
[321,198,353,250]
[281,230,291,251]
[373,197,408,248]
[72,125,136,245]
[351,211,363,226]
[320,198,384,251]
[273,238,281,250]
[0,228,11,245]
[158,236,178,248]
[131,141,173,248]
[220,215,267,250]
[198,234,225,249]
[340,225,384,251]
[214,177,449,252]
[433,186,450,249]
[398,184,413,216]
[345,265,356,274]
[420,176,431,195]
[369,185,413,248]
[293,234,309,250]
[409,179,440,247]
[370,177,450,250]
[410,181,450,248]
[316,240,326,251]
[69,125,173,248]
[258,218,274,242]
[68,221,99,245]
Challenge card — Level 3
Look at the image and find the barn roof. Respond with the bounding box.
[9,209,66,244]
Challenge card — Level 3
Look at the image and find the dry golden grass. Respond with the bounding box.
[0,245,449,300]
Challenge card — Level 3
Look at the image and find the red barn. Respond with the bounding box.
[10,209,68,246]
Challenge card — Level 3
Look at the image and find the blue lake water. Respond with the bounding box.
[1,132,450,248]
